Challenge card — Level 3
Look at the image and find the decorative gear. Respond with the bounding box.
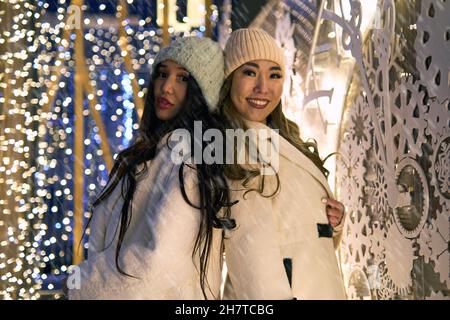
[426,99,450,208]
[382,219,416,297]
[418,203,449,287]
[417,222,433,264]
[425,290,450,300]
[415,0,450,104]
[393,157,429,239]
[335,0,450,299]
[430,203,449,287]
[431,131,450,207]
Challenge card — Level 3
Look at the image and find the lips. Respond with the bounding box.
[156,97,174,110]
[246,98,270,109]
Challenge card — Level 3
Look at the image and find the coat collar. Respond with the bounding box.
[243,119,332,197]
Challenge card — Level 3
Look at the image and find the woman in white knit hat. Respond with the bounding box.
[219,28,347,299]
[66,36,235,299]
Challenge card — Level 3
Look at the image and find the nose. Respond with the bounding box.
[161,76,175,95]
[254,74,269,94]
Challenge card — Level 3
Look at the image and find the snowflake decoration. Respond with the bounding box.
[342,207,372,267]
[415,0,450,103]
[364,163,390,225]
[348,95,373,151]
[389,77,428,159]
[336,133,366,212]
[370,221,386,264]
[426,99,450,208]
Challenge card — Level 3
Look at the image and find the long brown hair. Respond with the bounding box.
[87,64,235,299]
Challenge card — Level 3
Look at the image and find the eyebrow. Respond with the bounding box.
[158,63,188,72]
[243,62,282,71]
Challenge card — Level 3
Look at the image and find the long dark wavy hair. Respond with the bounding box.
[88,63,235,299]
[218,74,330,195]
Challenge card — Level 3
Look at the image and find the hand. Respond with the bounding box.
[322,198,345,228]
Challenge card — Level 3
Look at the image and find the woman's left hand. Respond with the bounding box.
[322,198,345,228]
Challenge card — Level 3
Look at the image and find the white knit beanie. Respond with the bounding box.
[153,36,224,112]
[224,28,285,79]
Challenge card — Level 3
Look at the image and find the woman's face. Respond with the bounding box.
[230,59,283,123]
[153,59,189,121]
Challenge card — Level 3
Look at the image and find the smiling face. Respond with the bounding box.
[229,59,284,124]
[153,59,190,121]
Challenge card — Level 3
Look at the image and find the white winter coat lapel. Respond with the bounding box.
[274,126,332,198]
[241,119,332,196]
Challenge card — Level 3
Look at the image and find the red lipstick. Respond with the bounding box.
[157,97,174,110]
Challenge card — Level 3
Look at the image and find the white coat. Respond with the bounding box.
[223,120,346,300]
[68,134,223,299]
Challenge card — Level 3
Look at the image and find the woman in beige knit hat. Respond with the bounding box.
[66,36,235,299]
[219,28,347,299]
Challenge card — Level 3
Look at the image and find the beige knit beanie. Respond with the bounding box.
[224,28,285,79]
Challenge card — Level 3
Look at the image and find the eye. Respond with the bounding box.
[243,69,256,77]
[156,71,168,79]
[177,74,189,82]
[270,73,282,79]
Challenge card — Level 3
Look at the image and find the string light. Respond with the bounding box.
[1,0,217,300]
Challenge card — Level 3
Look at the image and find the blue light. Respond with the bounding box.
[121,78,131,87]
[121,74,134,147]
